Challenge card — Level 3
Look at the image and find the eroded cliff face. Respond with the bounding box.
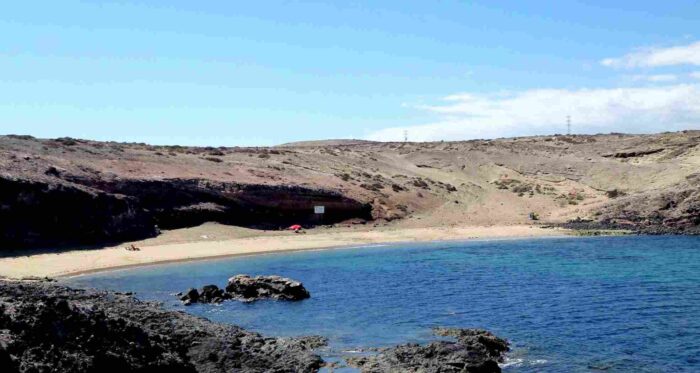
[598,174,700,234]
[0,176,153,248]
[0,174,371,249]
[2,131,700,249]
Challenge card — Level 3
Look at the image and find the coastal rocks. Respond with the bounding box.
[226,275,311,301]
[0,176,155,250]
[346,328,509,373]
[0,279,325,372]
[179,275,310,305]
[179,285,230,305]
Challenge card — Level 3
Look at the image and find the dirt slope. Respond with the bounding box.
[1,130,699,249]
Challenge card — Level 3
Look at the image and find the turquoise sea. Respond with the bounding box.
[67,236,700,372]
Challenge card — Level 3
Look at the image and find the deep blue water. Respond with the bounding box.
[67,236,700,372]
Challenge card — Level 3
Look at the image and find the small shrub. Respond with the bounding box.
[204,157,223,163]
[6,134,35,140]
[360,183,384,191]
[412,179,430,189]
[55,137,78,146]
[512,184,532,194]
[606,189,626,198]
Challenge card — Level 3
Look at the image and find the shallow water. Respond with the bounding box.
[67,236,700,372]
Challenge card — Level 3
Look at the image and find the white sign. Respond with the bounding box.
[314,206,325,214]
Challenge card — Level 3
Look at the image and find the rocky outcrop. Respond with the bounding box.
[0,279,326,372]
[596,176,700,235]
[346,328,509,373]
[0,176,156,249]
[179,285,230,305]
[225,275,311,301]
[0,173,372,250]
[602,148,664,158]
[179,275,310,305]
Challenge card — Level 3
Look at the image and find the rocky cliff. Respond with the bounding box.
[2,131,699,249]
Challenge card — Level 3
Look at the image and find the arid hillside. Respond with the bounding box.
[1,130,699,249]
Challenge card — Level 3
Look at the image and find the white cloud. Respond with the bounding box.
[601,41,700,68]
[630,74,678,82]
[691,71,700,80]
[366,84,700,142]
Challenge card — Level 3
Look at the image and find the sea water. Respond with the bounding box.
[67,236,700,372]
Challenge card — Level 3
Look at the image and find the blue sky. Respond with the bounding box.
[1,1,699,145]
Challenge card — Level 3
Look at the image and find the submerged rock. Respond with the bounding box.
[0,279,325,372]
[346,328,509,373]
[225,274,311,301]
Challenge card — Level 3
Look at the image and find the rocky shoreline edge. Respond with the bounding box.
[0,279,509,372]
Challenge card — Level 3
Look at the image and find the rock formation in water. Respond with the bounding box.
[0,279,325,372]
[225,275,311,301]
[179,275,310,305]
[346,328,509,373]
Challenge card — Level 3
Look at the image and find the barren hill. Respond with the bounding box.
[2,131,699,249]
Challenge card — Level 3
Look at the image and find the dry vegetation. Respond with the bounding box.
[2,130,699,236]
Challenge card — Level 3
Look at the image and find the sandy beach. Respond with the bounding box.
[0,223,566,279]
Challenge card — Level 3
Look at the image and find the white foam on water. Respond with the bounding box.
[500,357,524,368]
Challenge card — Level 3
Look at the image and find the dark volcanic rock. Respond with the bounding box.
[0,174,372,250]
[199,284,227,303]
[347,328,509,373]
[0,176,156,250]
[225,274,311,301]
[595,178,700,235]
[179,275,310,305]
[180,285,231,305]
[0,279,325,372]
[180,287,200,304]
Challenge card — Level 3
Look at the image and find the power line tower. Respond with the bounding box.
[404,130,408,142]
[566,116,571,135]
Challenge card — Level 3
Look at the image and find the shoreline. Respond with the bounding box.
[64,234,577,279]
[1,224,568,279]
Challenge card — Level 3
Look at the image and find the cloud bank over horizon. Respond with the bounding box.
[601,41,700,68]
[367,41,700,142]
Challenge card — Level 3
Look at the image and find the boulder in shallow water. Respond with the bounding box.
[199,284,226,303]
[346,328,509,373]
[225,275,310,301]
[180,285,230,305]
[180,287,200,304]
[179,276,310,304]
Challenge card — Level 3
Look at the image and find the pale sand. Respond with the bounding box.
[0,224,566,279]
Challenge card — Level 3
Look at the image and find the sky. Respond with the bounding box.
[1,1,699,146]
